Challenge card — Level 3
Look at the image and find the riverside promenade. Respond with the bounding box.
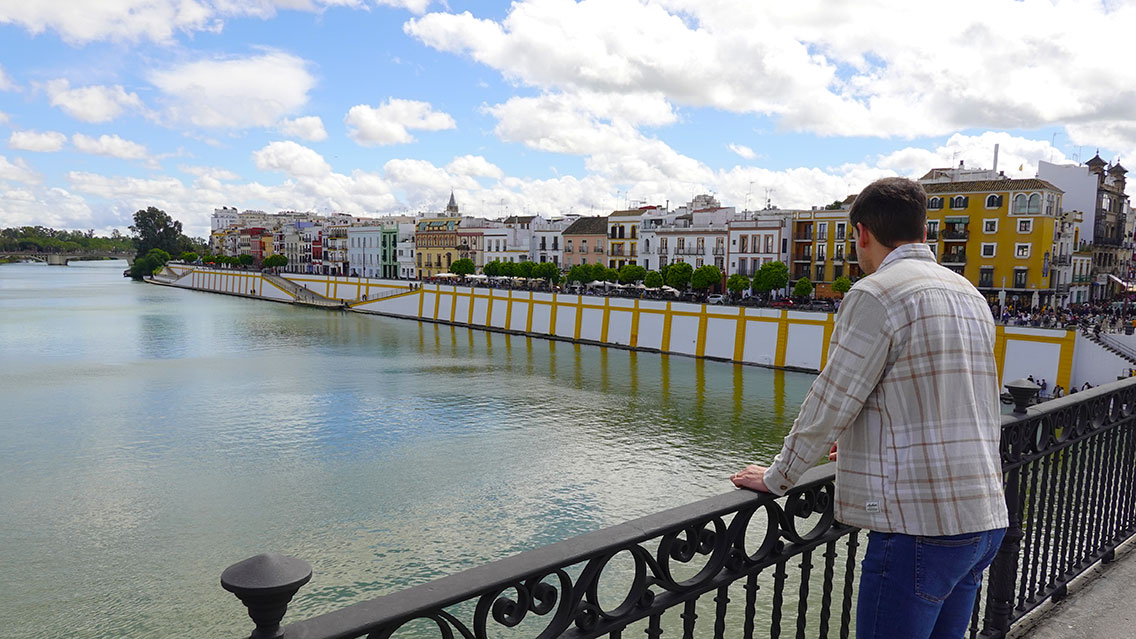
[1014,538,1136,638]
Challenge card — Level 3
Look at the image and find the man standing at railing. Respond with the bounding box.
[731,177,1008,639]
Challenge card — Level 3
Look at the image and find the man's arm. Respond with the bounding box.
[736,290,891,495]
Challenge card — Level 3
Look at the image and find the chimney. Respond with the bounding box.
[993,144,1000,173]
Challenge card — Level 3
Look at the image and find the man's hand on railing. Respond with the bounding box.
[829,442,838,461]
[730,465,771,492]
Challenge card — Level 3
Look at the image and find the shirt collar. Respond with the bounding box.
[877,242,935,272]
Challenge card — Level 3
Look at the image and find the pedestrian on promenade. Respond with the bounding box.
[731,177,1008,639]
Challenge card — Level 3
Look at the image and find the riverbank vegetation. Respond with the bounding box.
[1,226,134,254]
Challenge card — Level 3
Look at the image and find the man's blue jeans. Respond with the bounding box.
[856,528,1006,639]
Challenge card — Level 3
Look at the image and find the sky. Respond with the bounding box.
[1,0,1134,239]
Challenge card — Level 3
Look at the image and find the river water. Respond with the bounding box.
[0,261,816,638]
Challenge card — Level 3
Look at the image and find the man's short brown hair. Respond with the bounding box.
[848,177,927,248]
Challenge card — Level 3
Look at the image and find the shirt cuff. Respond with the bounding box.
[763,464,794,496]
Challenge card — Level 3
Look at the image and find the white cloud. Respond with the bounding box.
[406,0,1136,143]
[278,116,328,142]
[375,0,432,13]
[0,1,377,44]
[149,51,315,128]
[179,165,241,181]
[0,185,95,229]
[0,155,40,183]
[45,80,145,123]
[0,111,9,125]
[345,98,456,146]
[253,141,332,178]
[0,64,14,91]
[446,155,503,179]
[8,130,67,152]
[728,144,755,160]
[72,133,150,161]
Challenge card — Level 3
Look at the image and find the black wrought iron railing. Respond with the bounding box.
[222,378,1136,639]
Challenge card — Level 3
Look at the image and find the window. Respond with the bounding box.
[979,267,994,288]
[1018,219,1032,233]
[835,244,845,260]
[928,197,944,210]
[927,220,939,239]
[739,235,748,252]
[981,243,996,258]
[815,264,825,281]
[950,196,969,209]
[817,222,828,240]
[836,223,846,240]
[816,243,826,261]
[1028,194,1041,213]
[1015,243,1031,258]
[1013,269,1028,289]
[765,235,775,253]
[984,219,998,233]
[985,194,1003,208]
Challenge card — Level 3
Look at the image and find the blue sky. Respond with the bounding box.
[0,1,1132,238]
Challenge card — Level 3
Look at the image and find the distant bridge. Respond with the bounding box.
[1,251,135,266]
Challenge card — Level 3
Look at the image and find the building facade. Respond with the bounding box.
[561,216,608,268]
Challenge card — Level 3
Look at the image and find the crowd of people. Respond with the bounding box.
[992,300,1136,335]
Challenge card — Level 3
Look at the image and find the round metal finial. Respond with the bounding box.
[1005,378,1041,414]
[222,553,312,639]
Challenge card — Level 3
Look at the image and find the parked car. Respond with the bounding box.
[770,298,796,309]
[707,294,726,305]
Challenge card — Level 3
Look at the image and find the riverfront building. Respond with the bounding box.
[561,216,608,268]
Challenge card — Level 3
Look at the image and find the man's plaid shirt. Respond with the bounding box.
[763,243,1008,536]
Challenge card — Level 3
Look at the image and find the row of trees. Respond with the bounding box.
[0,226,135,254]
[446,258,850,299]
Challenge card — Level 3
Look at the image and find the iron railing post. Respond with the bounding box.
[981,465,1023,638]
[222,553,312,639]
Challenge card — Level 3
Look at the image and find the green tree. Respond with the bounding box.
[180,251,199,263]
[451,257,476,276]
[129,206,183,257]
[665,261,693,290]
[483,260,500,277]
[533,261,561,284]
[515,260,535,279]
[753,260,789,297]
[566,264,590,284]
[727,273,750,295]
[146,248,171,264]
[498,261,517,277]
[238,253,254,267]
[619,263,647,284]
[128,254,160,280]
[691,264,723,291]
[588,262,609,283]
[824,199,845,210]
[644,270,663,288]
[263,254,288,269]
[832,275,852,296]
[604,267,621,282]
[793,277,814,299]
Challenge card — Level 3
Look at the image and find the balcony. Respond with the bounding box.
[792,254,813,263]
[941,252,967,265]
[563,247,574,254]
[1051,254,1071,266]
[713,247,726,255]
[676,247,701,255]
[595,246,605,253]
[927,230,939,240]
[942,230,969,241]
[794,233,813,242]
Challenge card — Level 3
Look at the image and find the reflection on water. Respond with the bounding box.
[0,262,815,638]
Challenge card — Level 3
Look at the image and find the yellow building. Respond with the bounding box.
[922,178,1064,306]
[414,194,462,279]
[607,209,643,269]
[790,206,861,297]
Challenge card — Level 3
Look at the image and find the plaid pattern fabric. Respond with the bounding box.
[763,243,1008,536]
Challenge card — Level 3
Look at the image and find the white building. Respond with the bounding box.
[532,217,574,267]
[212,206,238,232]
[1038,160,1099,250]
[347,226,385,279]
[652,206,732,273]
[727,210,793,278]
[482,226,528,264]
